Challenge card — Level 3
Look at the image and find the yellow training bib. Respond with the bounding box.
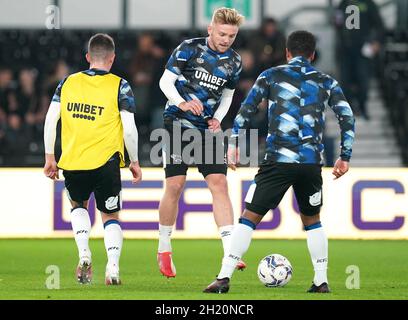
[58,71,125,170]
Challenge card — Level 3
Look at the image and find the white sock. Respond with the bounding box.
[218,221,255,279]
[70,207,91,260]
[158,224,173,253]
[104,221,123,269]
[219,225,234,258]
[306,223,328,286]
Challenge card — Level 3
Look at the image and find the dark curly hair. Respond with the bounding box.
[286,30,316,58]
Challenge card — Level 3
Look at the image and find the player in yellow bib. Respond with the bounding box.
[43,33,142,285]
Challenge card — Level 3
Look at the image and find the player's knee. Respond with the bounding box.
[207,176,228,194]
[241,209,263,225]
[101,212,119,223]
[165,181,185,198]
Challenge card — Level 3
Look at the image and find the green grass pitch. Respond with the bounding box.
[0,239,407,300]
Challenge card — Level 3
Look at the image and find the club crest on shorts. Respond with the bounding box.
[105,196,119,210]
[170,154,183,164]
[309,190,322,206]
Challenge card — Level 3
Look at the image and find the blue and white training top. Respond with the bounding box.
[232,56,355,164]
[163,37,242,130]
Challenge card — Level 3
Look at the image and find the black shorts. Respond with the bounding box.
[63,153,122,214]
[245,161,323,216]
[162,119,227,178]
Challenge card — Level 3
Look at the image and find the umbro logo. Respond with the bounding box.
[221,231,231,237]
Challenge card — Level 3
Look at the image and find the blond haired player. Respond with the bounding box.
[157,8,246,277]
[43,33,142,285]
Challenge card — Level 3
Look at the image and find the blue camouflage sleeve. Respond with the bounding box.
[226,58,242,90]
[165,40,195,75]
[232,70,270,136]
[51,77,67,103]
[327,78,355,161]
[118,79,136,113]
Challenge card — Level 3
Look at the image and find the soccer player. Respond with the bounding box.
[43,33,142,285]
[204,30,355,293]
[157,7,246,277]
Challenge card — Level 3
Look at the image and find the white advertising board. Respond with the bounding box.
[0,168,407,239]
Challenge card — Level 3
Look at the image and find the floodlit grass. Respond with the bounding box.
[0,239,407,300]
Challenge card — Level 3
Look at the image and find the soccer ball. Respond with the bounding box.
[257,254,293,287]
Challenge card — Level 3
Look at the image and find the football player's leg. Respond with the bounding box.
[294,165,329,292]
[203,209,263,293]
[101,212,122,285]
[218,209,263,279]
[95,155,123,285]
[200,132,239,266]
[63,170,93,283]
[203,172,246,269]
[69,200,91,262]
[205,163,294,292]
[69,200,93,284]
[204,174,234,259]
[301,213,329,293]
[158,174,186,277]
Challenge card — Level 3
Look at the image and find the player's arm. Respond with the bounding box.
[232,71,269,137]
[208,88,235,132]
[43,101,61,180]
[210,56,242,131]
[120,110,141,184]
[159,69,186,110]
[119,79,141,184]
[228,71,270,169]
[159,69,203,116]
[328,79,356,179]
[160,41,203,115]
[43,79,65,180]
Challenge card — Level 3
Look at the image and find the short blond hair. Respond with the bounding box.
[211,7,244,26]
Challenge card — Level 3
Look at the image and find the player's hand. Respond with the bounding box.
[332,158,349,180]
[44,155,59,180]
[129,161,142,184]
[207,118,221,133]
[178,100,203,116]
[227,145,240,171]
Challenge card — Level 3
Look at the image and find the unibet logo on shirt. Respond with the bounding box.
[194,70,227,91]
[67,102,105,121]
